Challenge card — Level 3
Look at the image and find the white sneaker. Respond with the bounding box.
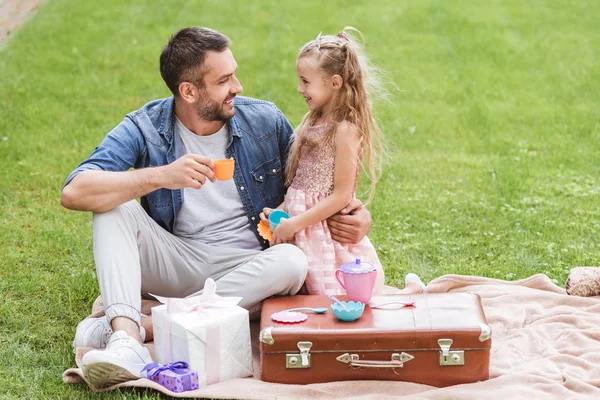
[405,273,427,292]
[73,316,146,349]
[81,330,153,388]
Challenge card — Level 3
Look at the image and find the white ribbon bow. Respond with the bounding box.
[152,278,243,315]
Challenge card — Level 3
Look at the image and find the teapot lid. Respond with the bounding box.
[339,258,376,274]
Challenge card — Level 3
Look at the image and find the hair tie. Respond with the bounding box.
[338,26,365,45]
[337,31,349,41]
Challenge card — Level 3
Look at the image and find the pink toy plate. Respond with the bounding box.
[271,311,308,323]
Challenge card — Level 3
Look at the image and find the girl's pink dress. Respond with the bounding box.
[285,123,385,295]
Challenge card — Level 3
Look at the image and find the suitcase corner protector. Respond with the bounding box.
[479,323,491,342]
[259,326,274,345]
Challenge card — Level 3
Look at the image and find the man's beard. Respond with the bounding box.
[195,92,235,122]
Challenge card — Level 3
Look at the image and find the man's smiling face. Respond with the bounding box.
[195,48,243,121]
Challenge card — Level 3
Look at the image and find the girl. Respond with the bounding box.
[263,27,425,296]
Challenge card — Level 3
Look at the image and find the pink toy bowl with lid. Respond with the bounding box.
[335,258,378,304]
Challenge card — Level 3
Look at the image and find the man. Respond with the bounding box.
[61,27,372,387]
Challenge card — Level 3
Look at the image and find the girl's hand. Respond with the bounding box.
[259,207,273,223]
[271,217,297,245]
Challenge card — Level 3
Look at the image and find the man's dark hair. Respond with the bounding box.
[160,27,231,96]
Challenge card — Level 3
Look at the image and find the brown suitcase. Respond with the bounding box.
[259,293,491,387]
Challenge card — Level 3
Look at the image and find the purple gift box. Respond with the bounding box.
[141,361,199,393]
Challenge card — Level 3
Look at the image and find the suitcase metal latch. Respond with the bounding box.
[286,342,312,369]
[438,339,464,366]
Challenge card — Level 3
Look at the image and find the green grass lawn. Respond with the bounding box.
[1,0,598,398]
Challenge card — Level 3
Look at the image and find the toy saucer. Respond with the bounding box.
[271,311,307,323]
[258,220,273,241]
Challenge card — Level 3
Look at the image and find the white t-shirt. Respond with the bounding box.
[172,118,261,250]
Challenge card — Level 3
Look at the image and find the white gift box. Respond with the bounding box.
[151,279,253,386]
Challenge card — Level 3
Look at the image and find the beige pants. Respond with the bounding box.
[92,200,307,326]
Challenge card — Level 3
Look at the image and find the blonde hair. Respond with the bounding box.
[285,27,385,205]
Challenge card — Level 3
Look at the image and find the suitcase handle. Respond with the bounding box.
[336,352,415,368]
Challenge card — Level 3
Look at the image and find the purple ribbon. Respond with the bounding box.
[141,361,190,379]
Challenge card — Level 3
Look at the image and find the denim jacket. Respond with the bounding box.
[65,96,293,248]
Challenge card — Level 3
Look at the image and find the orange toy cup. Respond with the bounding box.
[214,158,235,180]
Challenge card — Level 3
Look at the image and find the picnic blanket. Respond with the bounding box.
[64,274,600,399]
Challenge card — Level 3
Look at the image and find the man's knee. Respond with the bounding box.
[271,244,308,282]
[92,200,141,227]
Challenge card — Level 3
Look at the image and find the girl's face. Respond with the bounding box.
[296,56,336,113]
